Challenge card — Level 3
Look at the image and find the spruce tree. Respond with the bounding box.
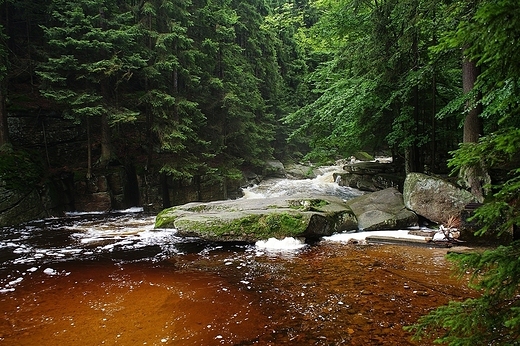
[132,0,208,180]
[37,0,146,172]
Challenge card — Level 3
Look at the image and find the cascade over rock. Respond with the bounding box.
[155,187,422,241]
[403,173,477,225]
[346,187,418,230]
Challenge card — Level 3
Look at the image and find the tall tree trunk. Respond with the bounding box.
[430,5,437,171]
[97,8,113,166]
[408,15,421,173]
[462,55,485,201]
[145,12,153,170]
[431,66,436,171]
[99,112,113,166]
[0,78,8,147]
[462,58,482,143]
[86,117,92,179]
[0,2,9,148]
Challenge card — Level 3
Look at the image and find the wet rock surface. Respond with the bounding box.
[155,195,355,241]
[346,187,418,231]
[155,185,423,242]
[334,161,404,192]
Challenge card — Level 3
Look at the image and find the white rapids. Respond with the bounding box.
[242,165,363,200]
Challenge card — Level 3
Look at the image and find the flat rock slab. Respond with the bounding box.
[155,195,357,242]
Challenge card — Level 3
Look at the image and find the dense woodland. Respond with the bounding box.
[0,0,520,344]
[0,0,514,178]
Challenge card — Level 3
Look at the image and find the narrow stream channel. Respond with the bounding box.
[0,169,474,345]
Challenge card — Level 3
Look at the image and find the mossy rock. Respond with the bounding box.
[174,211,310,242]
[353,151,374,161]
[155,196,355,242]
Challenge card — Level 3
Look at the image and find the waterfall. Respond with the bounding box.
[241,165,362,201]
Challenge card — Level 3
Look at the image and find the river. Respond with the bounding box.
[0,168,474,345]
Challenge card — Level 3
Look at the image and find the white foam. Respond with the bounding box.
[8,277,23,286]
[255,237,307,251]
[43,268,58,275]
[65,211,106,216]
[323,230,427,243]
[242,166,363,201]
[113,207,144,213]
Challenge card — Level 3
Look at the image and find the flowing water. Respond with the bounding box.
[0,169,474,345]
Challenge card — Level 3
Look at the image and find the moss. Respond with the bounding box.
[176,212,309,240]
[288,199,330,211]
[354,151,374,161]
[305,166,315,178]
[154,207,180,228]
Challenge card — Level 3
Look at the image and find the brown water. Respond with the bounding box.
[0,238,473,345]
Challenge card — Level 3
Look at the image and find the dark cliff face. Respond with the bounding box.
[0,111,246,226]
[8,111,87,169]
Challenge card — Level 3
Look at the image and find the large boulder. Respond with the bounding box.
[262,160,286,178]
[346,187,418,230]
[284,163,318,179]
[403,173,477,225]
[155,195,358,242]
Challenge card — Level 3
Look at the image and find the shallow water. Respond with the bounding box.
[0,212,473,345]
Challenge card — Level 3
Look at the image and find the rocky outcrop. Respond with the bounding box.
[263,160,286,178]
[155,195,358,242]
[334,161,404,192]
[284,163,318,179]
[0,186,47,227]
[346,187,418,230]
[154,187,422,241]
[403,173,476,225]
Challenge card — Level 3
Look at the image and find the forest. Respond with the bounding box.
[0,0,519,344]
[0,0,514,178]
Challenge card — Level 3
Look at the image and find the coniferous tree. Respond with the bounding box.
[132,0,208,179]
[191,0,277,172]
[263,0,315,159]
[38,0,146,173]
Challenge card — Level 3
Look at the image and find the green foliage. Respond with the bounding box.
[38,0,147,122]
[286,0,462,166]
[448,129,520,238]
[406,0,520,344]
[0,21,7,80]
